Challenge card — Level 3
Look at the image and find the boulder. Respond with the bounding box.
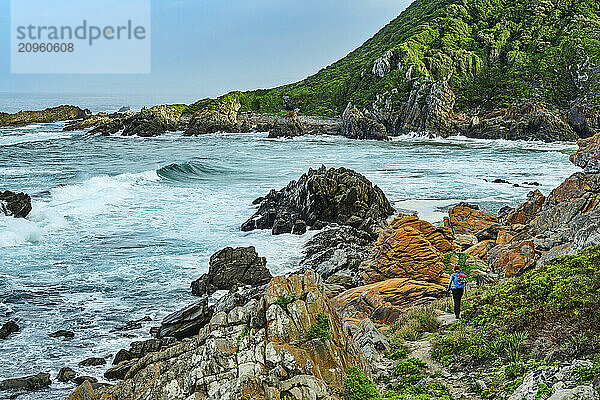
[341,103,388,140]
[360,215,454,284]
[156,297,214,339]
[567,102,600,138]
[113,337,176,364]
[78,357,106,367]
[57,367,76,383]
[332,277,447,324]
[570,133,600,173]
[67,270,369,400]
[0,320,19,339]
[488,240,536,277]
[0,373,51,391]
[184,96,241,135]
[465,240,496,260]
[352,318,391,366]
[241,165,394,236]
[73,376,98,385]
[299,225,374,285]
[444,203,498,235]
[104,359,138,381]
[0,105,87,127]
[0,191,32,218]
[267,111,305,138]
[504,190,546,225]
[191,246,272,296]
[49,329,74,338]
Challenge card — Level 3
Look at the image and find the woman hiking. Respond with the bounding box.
[448,265,467,319]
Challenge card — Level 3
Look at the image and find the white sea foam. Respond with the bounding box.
[0,215,42,247]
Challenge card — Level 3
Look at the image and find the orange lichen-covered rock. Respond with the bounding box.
[488,240,536,277]
[361,215,453,284]
[496,230,515,245]
[331,277,448,324]
[465,240,496,259]
[69,270,364,400]
[444,203,498,235]
[570,133,600,173]
[504,190,545,225]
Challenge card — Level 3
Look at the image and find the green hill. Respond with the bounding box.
[189,0,599,120]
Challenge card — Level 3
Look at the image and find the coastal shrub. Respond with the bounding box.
[274,293,297,310]
[344,367,380,400]
[237,326,250,344]
[392,358,427,388]
[307,313,331,341]
[443,252,479,282]
[389,346,408,360]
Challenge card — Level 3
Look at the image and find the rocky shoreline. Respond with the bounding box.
[2,133,599,399]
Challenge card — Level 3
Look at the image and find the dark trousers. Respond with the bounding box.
[452,288,464,318]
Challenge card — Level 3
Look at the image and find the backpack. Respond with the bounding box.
[457,273,467,286]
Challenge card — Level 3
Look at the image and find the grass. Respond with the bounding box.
[274,293,297,311]
[388,305,441,344]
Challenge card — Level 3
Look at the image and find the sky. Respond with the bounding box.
[0,0,412,98]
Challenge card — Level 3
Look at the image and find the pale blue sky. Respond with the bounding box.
[0,0,411,98]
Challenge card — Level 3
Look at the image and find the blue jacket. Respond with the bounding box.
[448,271,466,290]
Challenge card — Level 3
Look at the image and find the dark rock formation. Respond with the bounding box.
[78,357,106,367]
[267,111,305,138]
[241,166,394,236]
[73,376,98,385]
[0,105,87,127]
[105,359,137,381]
[57,367,76,383]
[122,105,183,137]
[570,134,600,173]
[0,191,32,218]
[156,297,214,339]
[341,103,388,140]
[190,246,272,297]
[0,320,19,339]
[110,315,152,332]
[0,373,51,391]
[49,329,74,338]
[568,102,600,138]
[299,225,374,285]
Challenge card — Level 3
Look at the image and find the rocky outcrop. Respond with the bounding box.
[332,278,447,324]
[503,190,546,225]
[568,102,600,139]
[0,191,32,218]
[462,104,578,142]
[156,297,214,339]
[191,247,272,296]
[122,105,183,137]
[341,103,388,140]
[78,357,106,367]
[444,203,498,235]
[267,111,305,138]
[299,225,374,285]
[0,105,88,127]
[0,373,51,391]
[0,320,19,339]
[488,240,536,277]
[68,270,369,400]
[372,50,399,78]
[57,367,76,383]
[570,134,600,173]
[508,360,599,400]
[361,214,455,284]
[242,166,394,236]
[184,97,241,135]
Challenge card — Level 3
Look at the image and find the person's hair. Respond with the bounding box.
[454,265,460,272]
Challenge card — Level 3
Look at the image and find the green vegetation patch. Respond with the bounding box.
[307,313,331,341]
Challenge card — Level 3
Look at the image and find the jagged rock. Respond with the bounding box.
[570,133,600,173]
[191,246,272,296]
[488,240,536,277]
[465,240,496,260]
[110,315,152,332]
[73,376,98,385]
[67,270,369,400]
[352,318,391,366]
[0,191,32,218]
[361,215,454,284]
[267,111,306,138]
[399,77,456,137]
[372,50,399,78]
[503,190,546,226]
[49,329,74,338]
[113,337,176,365]
[156,297,214,339]
[332,277,447,324]
[508,360,598,400]
[105,360,138,381]
[122,105,183,137]
[444,203,498,235]
[241,166,394,236]
[0,320,19,339]
[341,103,388,140]
[57,367,76,382]
[184,96,241,135]
[63,112,116,131]
[299,225,374,285]
[0,373,51,391]
[0,105,87,127]
[568,102,600,138]
[78,357,106,367]
[118,106,130,113]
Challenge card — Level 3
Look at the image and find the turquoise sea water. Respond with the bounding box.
[0,95,579,399]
